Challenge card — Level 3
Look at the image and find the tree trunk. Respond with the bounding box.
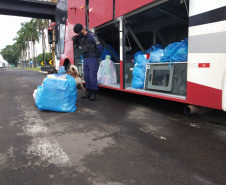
[33,41,35,68]
[28,41,30,68]
[20,50,23,67]
[31,41,33,68]
[42,29,46,67]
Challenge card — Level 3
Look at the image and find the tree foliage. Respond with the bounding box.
[34,19,49,65]
[1,18,50,67]
[36,53,52,65]
[18,19,40,43]
[0,44,19,66]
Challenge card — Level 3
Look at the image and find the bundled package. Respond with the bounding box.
[131,51,148,89]
[148,47,164,63]
[161,38,188,64]
[35,74,77,112]
[97,55,117,85]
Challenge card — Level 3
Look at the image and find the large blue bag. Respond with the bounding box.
[131,51,148,89]
[148,47,164,63]
[100,48,112,60]
[171,38,188,62]
[36,74,77,112]
[146,43,163,54]
[132,66,146,79]
[161,38,188,63]
[131,77,145,89]
[100,44,119,62]
[133,51,147,66]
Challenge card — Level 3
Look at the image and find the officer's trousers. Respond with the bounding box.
[83,57,99,90]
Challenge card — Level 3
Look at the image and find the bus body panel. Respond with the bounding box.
[187,82,222,110]
[67,0,86,38]
[56,0,226,111]
[187,0,226,110]
[115,0,156,18]
[62,0,86,66]
[60,38,74,66]
[89,0,113,29]
[98,84,188,104]
[222,70,226,111]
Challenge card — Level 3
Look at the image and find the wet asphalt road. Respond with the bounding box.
[0,67,226,185]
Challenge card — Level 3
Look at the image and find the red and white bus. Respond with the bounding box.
[52,0,226,112]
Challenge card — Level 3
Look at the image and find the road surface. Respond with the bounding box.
[0,68,225,185]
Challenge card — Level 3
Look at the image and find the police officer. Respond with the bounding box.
[73,24,103,101]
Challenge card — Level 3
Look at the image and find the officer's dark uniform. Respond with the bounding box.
[80,31,103,91]
[74,24,103,100]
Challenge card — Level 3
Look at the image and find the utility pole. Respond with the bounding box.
[52,28,56,67]
[48,22,56,68]
[28,42,30,68]
[45,0,57,68]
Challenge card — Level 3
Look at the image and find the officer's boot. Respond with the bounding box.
[81,89,91,99]
[89,90,96,101]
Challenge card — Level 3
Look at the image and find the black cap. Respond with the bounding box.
[73,24,83,33]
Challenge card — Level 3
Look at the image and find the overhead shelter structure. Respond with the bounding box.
[0,0,56,21]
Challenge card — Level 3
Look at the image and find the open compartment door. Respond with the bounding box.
[94,21,120,89]
[89,0,113,29]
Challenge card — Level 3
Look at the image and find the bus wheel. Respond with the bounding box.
[64,60,71,72]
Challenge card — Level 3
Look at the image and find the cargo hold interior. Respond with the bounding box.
[96,0,189,96]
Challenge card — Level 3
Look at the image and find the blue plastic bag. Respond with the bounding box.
[171,38,188,62]
[81,55,83,63]
[36,74,77,112]
[132,66,146,79]
[100,44,119,62]
[132,64,146,89]
[148,47,164,63]
[146,43,163,54]
[131,77,145,89]
[161,38,188,64]
[108,44,119,62]
[131,51,148,89]
[100,48,113,60]
[58,66,66,75]
[133,51,148,66]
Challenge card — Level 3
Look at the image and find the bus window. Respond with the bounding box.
[60,24,66,54]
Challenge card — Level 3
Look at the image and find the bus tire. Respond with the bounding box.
[64,59,71,72]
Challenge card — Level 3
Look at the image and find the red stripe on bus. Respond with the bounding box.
[198,63,210,68]
[120,60,123,89]
[187,81,222,109]
[98,84,187,103]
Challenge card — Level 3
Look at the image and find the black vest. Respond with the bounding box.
[80,32,97,58]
